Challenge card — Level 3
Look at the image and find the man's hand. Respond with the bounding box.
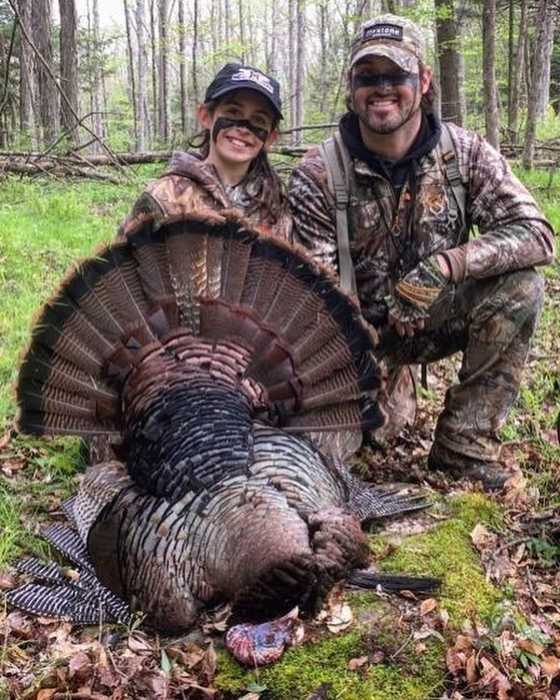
[386,255,450,337]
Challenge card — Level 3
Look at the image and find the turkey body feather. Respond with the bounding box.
[9,212,436,638]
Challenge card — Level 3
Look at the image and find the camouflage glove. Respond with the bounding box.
[386,255,449,326]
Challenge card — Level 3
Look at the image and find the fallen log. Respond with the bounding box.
[0,157,122,183]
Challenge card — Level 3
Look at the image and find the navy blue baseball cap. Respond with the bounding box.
[205,63,283,120]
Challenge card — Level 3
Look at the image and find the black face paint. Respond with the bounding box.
[352,71,419,91]
[211,117,270,144]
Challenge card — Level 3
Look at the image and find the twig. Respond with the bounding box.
[389,632,414,661]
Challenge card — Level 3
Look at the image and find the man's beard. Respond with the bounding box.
[358,85,421,135]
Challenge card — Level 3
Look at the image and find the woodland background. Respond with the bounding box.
[0,0,559,173]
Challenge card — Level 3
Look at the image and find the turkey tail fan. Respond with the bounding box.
[16,211,384,457]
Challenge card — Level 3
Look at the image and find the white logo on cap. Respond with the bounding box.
[232,68,274,95]
[363,24,403,41]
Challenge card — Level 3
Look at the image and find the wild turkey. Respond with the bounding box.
[7,211,437,664]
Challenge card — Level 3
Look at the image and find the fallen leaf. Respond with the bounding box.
[68,651,93,681]
[370,650,384,664]
[201,643,217,684]
[446,648,466,676]
[36,691,57,700]
[465,652,478,684]
[479,657,512,696]
[127,633,152,654]
[541,655,560,678]
[347,656,368,671]
[325,601,353,633]
[518,637,545,656]
[420,598,438,616]
[454,634,474,652]
[6,611,32,637]
[0,571,17,589]
[470,523,493,549]
[0,430,12,450]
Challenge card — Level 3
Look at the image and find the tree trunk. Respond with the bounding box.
[268,0,278,76]
[288,0,295,137]
[158,0,169,142]
[91,0,103,153]
[136,0,147,150]
[435,0,465,125]
[17,0,37,146]
[318,1,327,113]
[536,16,556,117]
[32,0,57,145]
[123,0,138,149]
[224,0,230,47]
[482,0,499,149]
[192,0,199,106]
[508,0,527,141]
[294,0,304,145]
[178,0,187,139]
[59,0,79,145]
[238,0,245,62]
[523,0,553,167]
[150,0,158,139]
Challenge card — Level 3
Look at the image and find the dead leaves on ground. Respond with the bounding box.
[445,620,560,699]
[0,610,221,699]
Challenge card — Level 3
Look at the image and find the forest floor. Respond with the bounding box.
[0,167,558,700]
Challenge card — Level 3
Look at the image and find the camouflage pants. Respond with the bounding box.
[377,269,545,462]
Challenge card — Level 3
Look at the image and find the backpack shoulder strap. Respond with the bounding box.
[439,122,469,234]
[319,133,357,295]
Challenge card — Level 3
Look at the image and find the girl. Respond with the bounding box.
[119,63,291,241]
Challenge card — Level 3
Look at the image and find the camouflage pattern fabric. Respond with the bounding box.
[289,123,555,464]
[118,151,292,242]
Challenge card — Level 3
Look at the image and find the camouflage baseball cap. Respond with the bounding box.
[350,14,426,73]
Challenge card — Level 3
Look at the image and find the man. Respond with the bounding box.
[289,14,555,490]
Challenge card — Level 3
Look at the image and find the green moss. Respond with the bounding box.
[215,632,445,700]
[373,493,503,624]
[447,492,504,531]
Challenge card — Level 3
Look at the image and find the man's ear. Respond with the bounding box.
[264,129,278,150]
[420,65,433,96]
[197,104,213,130]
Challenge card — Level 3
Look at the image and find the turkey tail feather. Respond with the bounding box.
[347,570,441,594]
[16,212,384,460]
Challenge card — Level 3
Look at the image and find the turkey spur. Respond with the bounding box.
[8,212,437,663]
